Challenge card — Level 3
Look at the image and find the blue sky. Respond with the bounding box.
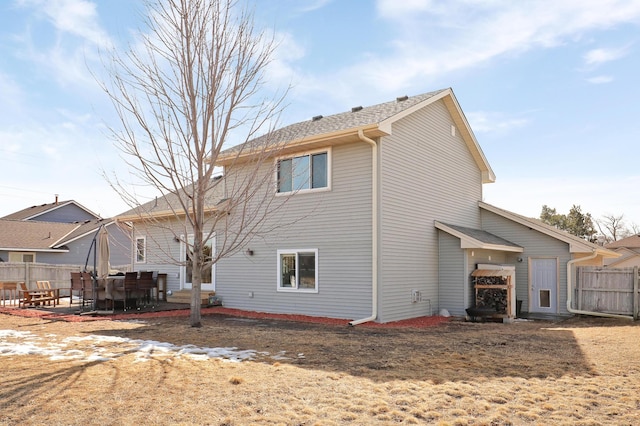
[1,0,640,230]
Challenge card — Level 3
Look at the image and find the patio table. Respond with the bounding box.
[0,281,20,306]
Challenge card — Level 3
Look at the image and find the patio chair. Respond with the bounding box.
[71,272,93,309]
[123,272,141,310]
[19,282,56,308]
[81,272,95,308]
[36,281,56,306]
[137,271,156,307]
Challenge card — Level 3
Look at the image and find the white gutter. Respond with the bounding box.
[349,129,379,326]
[567,251,634,320]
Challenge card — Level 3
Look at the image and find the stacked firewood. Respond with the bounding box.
[475,275,507,286]
[476,288,507,313]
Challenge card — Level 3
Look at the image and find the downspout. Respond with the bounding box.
[567,251,633,320]
[349,129,378,326]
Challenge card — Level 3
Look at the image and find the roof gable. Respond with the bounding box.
[217,88,495,183]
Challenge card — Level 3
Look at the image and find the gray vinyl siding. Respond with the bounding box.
[378,99,484,322]
[216,141,372,320]
[131,221,183,293]
[437,230,466,316]
[31,204,97,223]
[481,209,571,314]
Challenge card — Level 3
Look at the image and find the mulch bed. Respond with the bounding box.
[0,304,450,328]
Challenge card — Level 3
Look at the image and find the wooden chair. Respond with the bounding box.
[137,271,156,307]
[36,281,57,306]
[18,282,57,308]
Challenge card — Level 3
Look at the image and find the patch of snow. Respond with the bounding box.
[0,329,289,364]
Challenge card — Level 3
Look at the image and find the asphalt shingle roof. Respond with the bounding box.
[0,200,95,221]
[220,89,448,156]
[440,223,522,248]
[0,220,78,250]
[605,234,640,249]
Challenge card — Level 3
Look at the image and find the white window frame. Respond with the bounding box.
[180,233,216,291]
[135,236,146,263]
[8,252,36,263]
[275,147,331,196]
[276,248,319,293]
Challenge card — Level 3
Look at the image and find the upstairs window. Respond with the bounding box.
[277,149,330,194]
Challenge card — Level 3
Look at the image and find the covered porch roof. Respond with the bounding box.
[435,221,524,253]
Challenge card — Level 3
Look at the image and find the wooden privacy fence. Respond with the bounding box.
[575,266,640,319]
[0,262,130,296]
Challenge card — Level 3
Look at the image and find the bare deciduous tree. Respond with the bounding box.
[101,0,287,327]
[597,214,627,244]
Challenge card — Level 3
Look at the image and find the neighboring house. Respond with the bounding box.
[119,88,618,322]
[0,199,131,268]
[603,235,640,268]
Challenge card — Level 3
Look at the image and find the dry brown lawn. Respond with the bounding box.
[1,312,640,425]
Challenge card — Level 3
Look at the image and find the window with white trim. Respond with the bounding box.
[277,249,318,292]
[8,252,35,263]
[135,236,146,263]
[276,149,330,194]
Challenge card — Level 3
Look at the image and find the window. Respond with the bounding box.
[277,150,329,194]
[135,236,146,263]
[8,252,35,263]
[277,249,318,292]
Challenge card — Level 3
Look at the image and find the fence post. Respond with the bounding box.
[634,266,638,320]
[577,267,583,311]
[25,262,30,289]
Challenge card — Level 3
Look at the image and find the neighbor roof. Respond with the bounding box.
[0,218,118,252]
[605,234,640,249]
[479,202,620,257]
[0,220,76,252]
[1,200,101,221]
[217,88,495,183]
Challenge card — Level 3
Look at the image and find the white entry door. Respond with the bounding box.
[530,258,558,314]
[181,234,215,291]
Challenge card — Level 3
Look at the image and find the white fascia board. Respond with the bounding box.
[0,247,69,253]
[460,240,524,252]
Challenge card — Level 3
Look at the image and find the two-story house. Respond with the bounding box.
[119,88,617,323]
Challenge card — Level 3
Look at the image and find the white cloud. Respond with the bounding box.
[586,75,614,84]
[584,47,629,66]
[12,0,114,91]
[324,0,640,97]
[16,0,112,48]
[466,111,530,134]
[297,0,333,13]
